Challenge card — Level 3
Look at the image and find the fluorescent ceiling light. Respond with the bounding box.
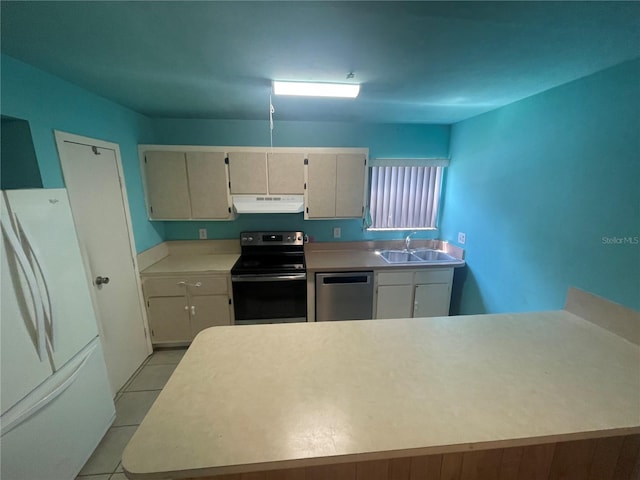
[273,81,360,98]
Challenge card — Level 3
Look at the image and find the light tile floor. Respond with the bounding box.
[76,347,187,480]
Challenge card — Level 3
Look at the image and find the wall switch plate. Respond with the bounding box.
[333,227,341,239]
[199,228,207,240]
[458,232,466,244]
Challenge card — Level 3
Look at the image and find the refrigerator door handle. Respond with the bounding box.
[14,213,55,352]
[0,216,48,361]
[0,341,96,437]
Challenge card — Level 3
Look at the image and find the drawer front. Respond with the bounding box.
[414,268,453,285]
[143,276,228,297]
[377,271,414,286]
[189,276,228,296]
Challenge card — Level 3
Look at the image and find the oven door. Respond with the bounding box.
[231,274,307,324]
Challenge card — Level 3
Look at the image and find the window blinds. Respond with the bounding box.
[369,165,443,229]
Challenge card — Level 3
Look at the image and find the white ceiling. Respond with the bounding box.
[1,1,639,124]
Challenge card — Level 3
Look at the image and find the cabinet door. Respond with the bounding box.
[189,295,231,337]
[306,153,336,218]
[336,153,366,218]
[144,151,190,219]
[228,152,268,194]
[147,296,191,343]
[186,152,231,219]
[376,284,413,319]
[268,152,305,194]
[413,283,451,318]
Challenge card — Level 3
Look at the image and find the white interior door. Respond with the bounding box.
[55,132,151,395]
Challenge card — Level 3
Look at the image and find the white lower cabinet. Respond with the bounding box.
[147,296,193,343]
[189,295,231,337]
[375,268,453,319]
[142,274,233,345]
[413,283,451,317]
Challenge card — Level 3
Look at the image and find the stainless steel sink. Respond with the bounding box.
[378,248,463,265]
[411,249,457,262]
[378,250,416,263]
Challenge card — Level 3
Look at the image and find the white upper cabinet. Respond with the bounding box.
[305,151,367,219]
[141,146,367,220]
[228,151,305,195]
[268,152,305,194]
[336,153,367,217]
[186,152,231,219]
[306,153,337,218]
[141,148,233,221]
[144,151,191,219]
[228,152,268,194]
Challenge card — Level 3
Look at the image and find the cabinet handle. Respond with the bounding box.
[184,305,189,311]
[177,281,202,288]
[191,305,196,315]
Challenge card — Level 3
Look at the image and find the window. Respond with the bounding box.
[368,159,448,230]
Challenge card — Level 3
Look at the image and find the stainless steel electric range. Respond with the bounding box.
[230,231,307,325]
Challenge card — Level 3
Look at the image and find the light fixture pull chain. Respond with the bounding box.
[269,94,275,151]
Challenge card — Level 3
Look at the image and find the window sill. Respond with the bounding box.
[366,227,438,232]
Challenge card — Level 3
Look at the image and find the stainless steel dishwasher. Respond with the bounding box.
[315,271,374,321]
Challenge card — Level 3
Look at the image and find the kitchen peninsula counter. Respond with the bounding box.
[122,290,640,480]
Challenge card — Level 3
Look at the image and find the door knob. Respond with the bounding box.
[95,276,110,286]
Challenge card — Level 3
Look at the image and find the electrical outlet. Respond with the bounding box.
[458,232,466,245]
[333,227,341,239]
[199,228,207,240]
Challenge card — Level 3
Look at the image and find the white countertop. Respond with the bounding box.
[122,310,640,479]
[305,249,389,271]
[139,248,461,277]
[304,249,464,273]
[140,254,239,276]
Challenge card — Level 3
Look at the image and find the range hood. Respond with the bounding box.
[232,195,304,214]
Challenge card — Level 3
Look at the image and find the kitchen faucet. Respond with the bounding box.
[405,231,417,251]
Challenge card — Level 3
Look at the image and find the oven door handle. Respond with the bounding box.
[232,274,307,282]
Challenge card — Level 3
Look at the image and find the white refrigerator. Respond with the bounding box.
[1,189,115,480]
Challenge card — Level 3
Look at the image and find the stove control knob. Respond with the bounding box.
[287,236,292,241]
[248,236,254,242]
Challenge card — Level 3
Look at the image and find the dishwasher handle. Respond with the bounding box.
[318,272,373,285]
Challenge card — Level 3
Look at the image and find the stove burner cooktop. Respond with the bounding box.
[231,231,305,276]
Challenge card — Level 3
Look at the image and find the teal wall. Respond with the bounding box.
[153,119,451,242]
[441,59,640,313]
[3,52,637,312]
[0,54,163,252]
